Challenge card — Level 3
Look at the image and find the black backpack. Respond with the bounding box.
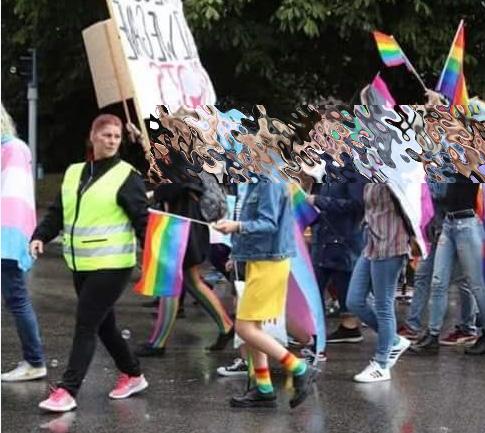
[197,172,228,222]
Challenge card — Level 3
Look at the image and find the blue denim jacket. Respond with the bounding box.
[232,183,296,261]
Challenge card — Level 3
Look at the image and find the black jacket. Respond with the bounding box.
[311,182,365,272]
[32,156,148,245]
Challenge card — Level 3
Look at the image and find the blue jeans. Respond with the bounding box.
[1,259,45,367]
[347,254,405,367]
[429,217,485,336]
[406,244,477,333]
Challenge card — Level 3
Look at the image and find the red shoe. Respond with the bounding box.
[109,374,148,400]
[440,329,478,346]
[398,324,419,341]
[38,387,77,412]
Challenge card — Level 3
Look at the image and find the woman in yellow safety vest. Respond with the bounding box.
[31,114,149,413]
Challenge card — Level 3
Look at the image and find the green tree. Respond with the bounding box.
[2,0,483,171]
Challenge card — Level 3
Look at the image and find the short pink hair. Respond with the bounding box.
[90,114,122,135]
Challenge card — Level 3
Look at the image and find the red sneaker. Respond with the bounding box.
[38,387,77,412]
[398,324,419,341]
[440,329,478,346]
[109,374,148,400]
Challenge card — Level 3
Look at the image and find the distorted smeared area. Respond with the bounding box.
[143,104,485,184]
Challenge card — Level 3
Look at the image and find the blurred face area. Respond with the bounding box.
[90,123,122,160]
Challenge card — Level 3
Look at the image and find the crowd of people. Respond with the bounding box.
[1,105,484,415]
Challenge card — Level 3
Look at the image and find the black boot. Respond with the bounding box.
[206,327,234,351]
[135,343,166,358]
[409,332,440,355]
[290,364,319,409]
[465,334,485,355]
[230,388,277,408]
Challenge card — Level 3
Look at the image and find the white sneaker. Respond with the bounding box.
[1,361,47,382]
[216,358,248,377]
[353,360,391,383]
[388,336,411,368]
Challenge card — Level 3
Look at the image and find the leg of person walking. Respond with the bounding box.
[184,266,234,351]
[1,259,46,382]
[39,268,147,412]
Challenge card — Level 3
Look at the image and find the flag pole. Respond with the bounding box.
[148,208,212,227]
[436,19,465,91]
[391,36,427,91]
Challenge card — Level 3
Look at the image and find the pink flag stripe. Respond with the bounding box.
[1,197,37,238]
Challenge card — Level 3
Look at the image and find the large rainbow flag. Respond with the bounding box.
[134,210,191,298]
[373,31,409,68]
[436,20,469,106]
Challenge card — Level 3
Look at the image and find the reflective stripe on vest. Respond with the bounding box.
[61,161,137,271]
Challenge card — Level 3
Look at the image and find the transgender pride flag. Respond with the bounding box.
[1,136,36,271]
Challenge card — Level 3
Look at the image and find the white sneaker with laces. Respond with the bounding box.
[388,336,411,368]
[1,361,47,382]
[216,358,248,377]
[353,360,391,383]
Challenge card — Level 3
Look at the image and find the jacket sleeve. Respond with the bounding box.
[314,183,365,217]
[240,185,282,234]
[117,171,149,245]
[31,193,64,243]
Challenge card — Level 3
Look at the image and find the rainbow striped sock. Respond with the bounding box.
[254,367,274,394]
[280,351,307,377]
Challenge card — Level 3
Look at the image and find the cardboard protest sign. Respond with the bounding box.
[106,0,217,117]
[82,19,134,109]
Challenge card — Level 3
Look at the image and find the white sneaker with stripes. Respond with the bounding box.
[388,336,411,368]
[353,360,391,383]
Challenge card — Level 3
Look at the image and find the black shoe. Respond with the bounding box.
[409,332,440,356]
[135,343,166,358]
[230,388,277,408]
[290,364,319,409]
[327,325,364,344]
[465,334,485,355]
[206,328,235,351]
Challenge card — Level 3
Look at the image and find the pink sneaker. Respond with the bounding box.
[39,388,77,412]
[109,374,148,400]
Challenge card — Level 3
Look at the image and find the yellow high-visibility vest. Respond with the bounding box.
[61,161,136,271]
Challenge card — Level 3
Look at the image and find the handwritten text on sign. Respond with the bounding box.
[108,0,216,115]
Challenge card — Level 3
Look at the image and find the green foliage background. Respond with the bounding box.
[2,0,484,171]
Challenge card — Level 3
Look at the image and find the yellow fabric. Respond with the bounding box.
[237,259,291,321]
[61,161,136,271]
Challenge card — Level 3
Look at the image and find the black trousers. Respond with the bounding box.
[316,267,352,314]
[59,268,141,397]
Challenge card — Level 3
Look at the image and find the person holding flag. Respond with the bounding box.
[215,183,318,409]
[32,114,149,412]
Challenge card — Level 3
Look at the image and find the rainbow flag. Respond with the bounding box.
[436,21,469,106]
[289,184,320,231]
[373,31,408,67]
[134,210,191,297]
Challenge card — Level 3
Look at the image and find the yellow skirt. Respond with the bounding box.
[237,259,291,321]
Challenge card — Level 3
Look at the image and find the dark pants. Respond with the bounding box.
[1,259,45,367]
[316,267,352,314]
[59,268,141,397]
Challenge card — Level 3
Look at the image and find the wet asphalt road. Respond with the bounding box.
[2,244,485,433]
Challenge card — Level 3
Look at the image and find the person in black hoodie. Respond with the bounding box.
[33,114,149,412]
[135,182,234,357]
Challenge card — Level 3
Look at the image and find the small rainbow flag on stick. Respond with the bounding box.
[289,184,320,231]
[134,210,191,298]
[436,20,469,106]
[373,31,408,67]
